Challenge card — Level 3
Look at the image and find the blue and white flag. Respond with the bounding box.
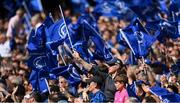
[82,19,113,61]
[150,86,180,103]
[46,18,71,55]
[50,64,81,86]
[29,70,49,93]
[119,19,156,57]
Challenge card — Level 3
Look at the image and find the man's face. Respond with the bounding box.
[169,75,177,83]
[137,72,148,82]
[88,82,97,92]
[108,64,119,74]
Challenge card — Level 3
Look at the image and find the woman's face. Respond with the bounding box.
[141,84,150,93]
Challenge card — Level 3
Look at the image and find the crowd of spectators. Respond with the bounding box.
[0,2,180,103]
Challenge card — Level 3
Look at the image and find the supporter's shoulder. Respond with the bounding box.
[97,90,106,98]
[10,15,18,21]
[122,88,129,94]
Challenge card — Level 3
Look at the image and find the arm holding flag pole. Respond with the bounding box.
[72,51,92,71]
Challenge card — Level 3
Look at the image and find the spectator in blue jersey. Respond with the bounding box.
[87,75,106,102]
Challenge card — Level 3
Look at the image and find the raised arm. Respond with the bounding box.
[72,51,92,71]
[144,65,156,86]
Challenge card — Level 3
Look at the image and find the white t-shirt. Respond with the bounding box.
[0,40,12,57]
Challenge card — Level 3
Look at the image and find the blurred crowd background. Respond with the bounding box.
[0,0,180,103]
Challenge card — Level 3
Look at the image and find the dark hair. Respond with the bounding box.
[59,92,68,101]
[49,92,68,102]
[50,85,60,93]
[167,85,179,94]
[143,96,156,102]
[49,93,60,102]
[0,78,7,86]
[114,74,128,84]
[3,95,14,102]
[15,84,25,96]
[89,76,103,89]
[30,92,42,102]
[150,63,162,74]
[129,72,136,81]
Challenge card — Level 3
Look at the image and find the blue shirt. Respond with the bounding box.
[90,90,106,103]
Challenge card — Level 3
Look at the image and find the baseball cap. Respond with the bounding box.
[87,76,103,86]
[106,57,123,66]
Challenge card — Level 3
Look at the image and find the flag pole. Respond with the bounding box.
[22,1,32,19]
[49,13,67,66]
[134,22,147,74]
[58,5,74,50]
[49,12,54,22]
[137,18,152,35]
[58,46,67,66]
[172,11,175,22]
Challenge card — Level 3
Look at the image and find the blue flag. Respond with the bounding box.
[29,70,38,90]
[27,16,58,93]
[158,0,168,13]
[27,16,54,54]
[61,17,91,62]
[43,15,54,28]
[146,19,180,41]
[28,0,43,12]
[50,64,81,86]
[27,52,58,93]
[27,26,46,54]
[29,70,49,93]
[38,78,49,93]
[160,20,179,39]
[127,81,141,101]
[126,51,138,65]
[28,55,47,71]
[46,18,71,55]
[123,0,151,7]
[150,86,180,102]
[82,19,113,61]
[119,19,156,57]
[128,0,162,21]
[73,41,91,62]
[93,1,133,20]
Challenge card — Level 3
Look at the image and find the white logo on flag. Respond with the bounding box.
[58,23,67,38]
[33,56,47,69]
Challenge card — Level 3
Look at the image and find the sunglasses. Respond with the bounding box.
[59,81,67,84]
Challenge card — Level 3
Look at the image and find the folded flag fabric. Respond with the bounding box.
[149,86,180,103]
